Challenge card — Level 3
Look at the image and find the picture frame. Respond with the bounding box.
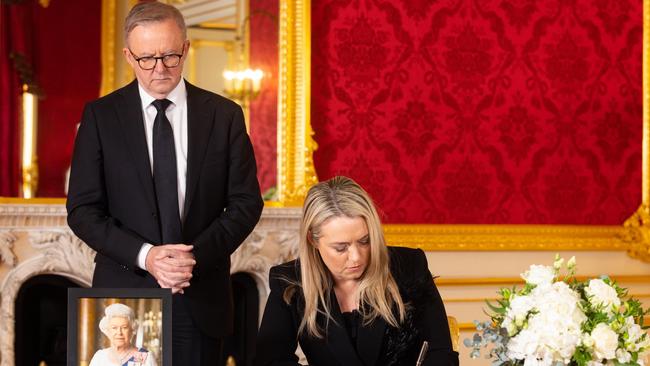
[67,288,172,366]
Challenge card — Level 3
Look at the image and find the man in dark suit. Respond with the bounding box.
[66,2,263,364]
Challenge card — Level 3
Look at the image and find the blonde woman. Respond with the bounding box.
[254,176,458,366]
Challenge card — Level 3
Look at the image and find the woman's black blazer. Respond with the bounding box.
[254,246,459,366]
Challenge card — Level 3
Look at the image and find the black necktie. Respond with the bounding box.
[152,99,182,243]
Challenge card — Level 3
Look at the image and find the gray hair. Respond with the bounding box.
[123,1,187,45]
[98,303,137,338]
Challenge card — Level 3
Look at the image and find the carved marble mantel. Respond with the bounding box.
[0,203,302,366]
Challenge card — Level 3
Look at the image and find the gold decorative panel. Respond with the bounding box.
[273,0,318,206]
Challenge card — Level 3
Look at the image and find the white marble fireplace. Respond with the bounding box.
[0,203,302,366]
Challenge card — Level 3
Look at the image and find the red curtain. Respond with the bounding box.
[0,0,101,197]
[33,0,101,197]
[0,2,32,197]
[312,0,642,224]
[249,0,279,195]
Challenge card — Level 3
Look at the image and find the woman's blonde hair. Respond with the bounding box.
[292,176,405,338]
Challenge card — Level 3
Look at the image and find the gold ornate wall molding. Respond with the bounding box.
[434,275,650,287]
[100,0,116,96]
[383,224,630,251]
[274,0,318,206]
[623,0,650,262]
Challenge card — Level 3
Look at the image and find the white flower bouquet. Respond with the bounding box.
[465,255,650,366]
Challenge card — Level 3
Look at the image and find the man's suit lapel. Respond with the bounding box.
[116,81,157,213]
[325,291,365,366]
[183,81,214,217]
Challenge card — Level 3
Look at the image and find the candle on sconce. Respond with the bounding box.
[222,68,264,105]
[223,70,234,94]
[251,69,263,93]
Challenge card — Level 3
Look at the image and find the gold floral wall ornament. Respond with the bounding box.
[38,0,49,8]
[622,205,650,262]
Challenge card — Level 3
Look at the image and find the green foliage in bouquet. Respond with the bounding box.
[465,255,650,366]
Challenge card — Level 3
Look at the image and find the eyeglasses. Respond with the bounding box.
[129,48,184,70]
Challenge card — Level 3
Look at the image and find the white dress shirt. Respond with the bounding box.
[136,80,189,270]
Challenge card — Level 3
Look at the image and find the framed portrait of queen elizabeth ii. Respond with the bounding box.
[67,288,172,366]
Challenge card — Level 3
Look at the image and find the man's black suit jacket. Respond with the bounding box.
[254,247,459,366]
[67,79,264,338]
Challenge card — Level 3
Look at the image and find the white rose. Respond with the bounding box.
[616,348,631,363]
[625,322,650,352]
[506,295,535,327]
[582,333,595,348]
[585,279,620,314]
[587,362,605,366]
[509,295,534,316]
[523,356,552,366]
[587,360,615,366]
[591,323,618,360]
[506,283,585,364]
[522,265,555,286]
[627,323,643,346]
[506,328,530,360]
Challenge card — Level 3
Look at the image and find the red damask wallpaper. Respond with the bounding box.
[312,0,642,224]
[34,0,101,196]
[250,0,279,195]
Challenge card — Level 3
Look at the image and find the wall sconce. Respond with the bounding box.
[222,9,275,110]
[222,68,264,106]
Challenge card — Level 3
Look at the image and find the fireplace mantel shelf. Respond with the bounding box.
[0,203,303,366]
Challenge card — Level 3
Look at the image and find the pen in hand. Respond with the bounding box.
[415,341,429,366]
